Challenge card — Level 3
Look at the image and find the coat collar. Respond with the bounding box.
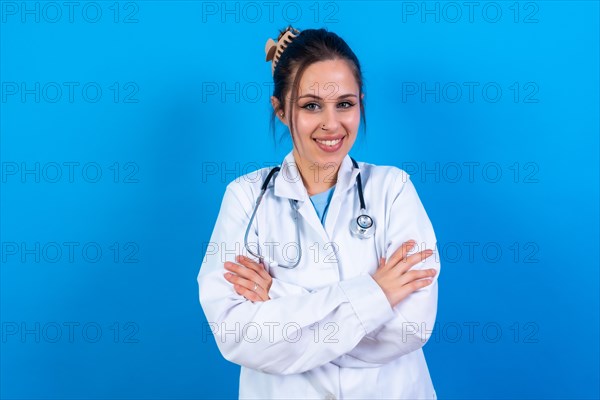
[273,150,360,202]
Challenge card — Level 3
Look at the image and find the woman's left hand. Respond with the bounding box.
[224,255,272,302]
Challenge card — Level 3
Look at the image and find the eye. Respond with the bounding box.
[338,101,355,109]
[301,102,320,111]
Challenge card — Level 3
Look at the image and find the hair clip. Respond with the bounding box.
[265,26,301,76]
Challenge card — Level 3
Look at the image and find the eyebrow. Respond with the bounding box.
[297,94,358,100]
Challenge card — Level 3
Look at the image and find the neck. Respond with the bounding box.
[292,150,340,196]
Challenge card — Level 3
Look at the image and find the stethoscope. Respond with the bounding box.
[243,157,375,269]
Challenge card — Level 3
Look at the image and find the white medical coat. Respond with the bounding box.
[197,151,440,399]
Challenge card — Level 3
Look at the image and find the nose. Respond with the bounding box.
[320,105,341,131]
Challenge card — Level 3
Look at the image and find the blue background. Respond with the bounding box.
[1,1,598,399]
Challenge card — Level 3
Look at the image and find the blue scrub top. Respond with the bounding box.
[309,185,336,226]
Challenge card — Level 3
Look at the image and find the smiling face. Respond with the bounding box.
[273,58,363,187]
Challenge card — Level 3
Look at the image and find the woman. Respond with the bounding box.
[198,26,440,399]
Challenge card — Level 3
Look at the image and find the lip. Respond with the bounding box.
[313,135,345,153]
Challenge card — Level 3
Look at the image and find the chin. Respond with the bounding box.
[317,152,346,166]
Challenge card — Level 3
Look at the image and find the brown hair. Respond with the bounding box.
[270,27,367,144]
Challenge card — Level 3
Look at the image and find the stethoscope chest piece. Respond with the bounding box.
[350,212,375,239]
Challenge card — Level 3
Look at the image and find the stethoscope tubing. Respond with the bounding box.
[244,157,373,269]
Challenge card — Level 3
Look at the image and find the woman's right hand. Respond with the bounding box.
[372,240,437,308]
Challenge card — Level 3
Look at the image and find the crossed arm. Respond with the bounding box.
[198,172,440,372]
[225,238,439,368]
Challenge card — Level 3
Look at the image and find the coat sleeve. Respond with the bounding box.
[197,181,397,375]
[330,171,441,367]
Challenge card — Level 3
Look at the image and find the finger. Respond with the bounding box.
[239,255,272,281]
[397,277,434,300]
[233,283,267,302]
[224,273,254,300]
[225,271,262,293]
[225,263,270,299]
[237,255,271,281]
[233,284,263,302]
[237,282,269,302]
[232,283,251,300]
[396,249,434,274]
[225,262,264,284]
[386,240,416,269]
[225,273,268,300]
[398,268,437,286]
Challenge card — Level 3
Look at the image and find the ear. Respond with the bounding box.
[271,96,288,126]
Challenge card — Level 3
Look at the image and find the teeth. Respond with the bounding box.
[316,138,342,146]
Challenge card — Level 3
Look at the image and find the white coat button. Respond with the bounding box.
[324,393,336,400]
